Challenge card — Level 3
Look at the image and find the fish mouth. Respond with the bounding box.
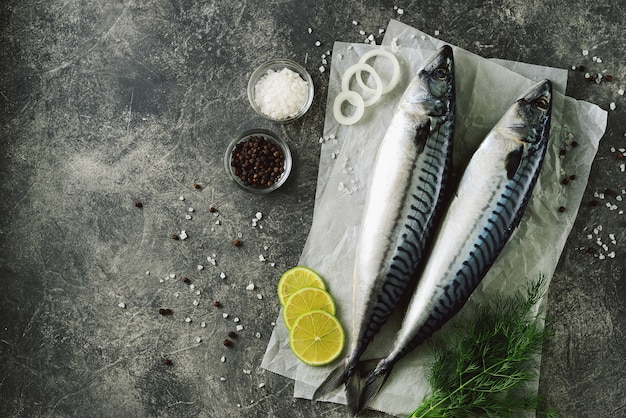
[423,45,454,74]
[519,79,552,113]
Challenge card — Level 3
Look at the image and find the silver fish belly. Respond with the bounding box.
[360,79,553,412]
[313,45,455,415]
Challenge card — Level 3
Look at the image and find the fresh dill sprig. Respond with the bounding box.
[409,277,560,418]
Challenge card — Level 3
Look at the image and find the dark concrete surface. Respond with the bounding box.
[1,1,624,417]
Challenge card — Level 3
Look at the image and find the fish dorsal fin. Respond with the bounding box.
[413,118,431,154]
[505,146,524,179]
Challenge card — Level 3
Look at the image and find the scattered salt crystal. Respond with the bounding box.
[197,264,203,270]
[179,196,185,201]
[169,273,176,279]
[246,282,255,291]
[337,53,343,59]
[146,271,150,275]
[258,383,265,388]
[255,332,262,338]
[434,30,440,36]
[189,284,195,290]
[118,302,126,309]
[619,88,625,96]
[220,356,226,362]
[582,49,589,56]
[255,212,262,220]
[257,294,263,300]
[271,321,276,326]
[207,256,216,266]
[269,262,276,267]
[259,254,266,262]
[179,230,188,240]
[397,8,404,15]
[220,272,226,279]
[193,300,199,306]
[187,207,194,212]
[608,252,616,258]
[174,292,180,297]
[234,317,240,323]
[352,20,358,25]
[196,290,201,295]
[609,102,616,111]
[359,29,365,35]
[243,369,251,375]
[379,28,385,34]
[222,313,229,319]
[315,40,321,46]
[159,278,164,283]
[367,34,374,41]
[307,27,312,34]
[196,337,202,343]
[185,214,192,220]
[201,321,206,328]
[215,219,220,225]
[236,325,244,331]
[220,377,226,382]
[185,317,192,323]
[319,66,325,73]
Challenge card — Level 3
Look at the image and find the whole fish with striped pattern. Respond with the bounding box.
[313,45,455,415]
[359,79,553,413]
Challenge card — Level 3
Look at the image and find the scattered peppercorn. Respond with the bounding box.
[134,201,143,208]
[617,153,624,160]
[604,188,615,197]
[577,65,585,72]
[171,234,179,240]
[193,183,201,189]
[586,247,594,254]
[230,135,285,188]
[559,149,567,157]
[558,206,566,213]
[209,206,217,213]
[228,331,238,339]
[604,75,613,82]
[162,358,173,365]
[223,339,232,347]
[589,200,600,207]
[232,239,241,247]
[561,178,570,185]
[571,141,578,148]
[569,174,577,181]
[182,277,191,284]
[213,301,221,308]
[159,308,173,315]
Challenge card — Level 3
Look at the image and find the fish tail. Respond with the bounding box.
[313,358,362,414]
[358,360,393,414]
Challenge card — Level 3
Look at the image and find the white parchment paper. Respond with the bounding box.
[262,19,607,417]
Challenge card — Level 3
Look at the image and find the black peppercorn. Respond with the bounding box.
[231,135,285,188]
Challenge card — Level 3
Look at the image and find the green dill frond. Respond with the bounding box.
[409,276,559,418]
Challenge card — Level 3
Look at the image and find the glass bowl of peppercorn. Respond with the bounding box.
[247,59,314,123]
[225,129,292,193]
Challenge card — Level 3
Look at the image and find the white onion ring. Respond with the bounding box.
[356,48,401,95]
[340,63,383,107]
[333,90,365,125]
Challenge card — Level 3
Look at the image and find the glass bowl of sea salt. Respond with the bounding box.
[248,59,314,123]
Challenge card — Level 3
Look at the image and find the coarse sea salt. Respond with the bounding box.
[254,68,309,120]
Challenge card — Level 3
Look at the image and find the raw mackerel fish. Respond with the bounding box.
[359,79,553,413]
[313,45,455,416]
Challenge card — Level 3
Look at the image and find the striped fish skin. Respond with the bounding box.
[313,45,455,415]
[359,79,553,412]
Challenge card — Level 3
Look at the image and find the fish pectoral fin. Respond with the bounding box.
[413,118,431,154]
[505,145,524,179]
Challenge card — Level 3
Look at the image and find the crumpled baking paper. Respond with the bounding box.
[261,19,607,417]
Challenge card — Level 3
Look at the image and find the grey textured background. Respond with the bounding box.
[1,1,624,417]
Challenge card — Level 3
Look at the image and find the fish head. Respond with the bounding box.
[503,79,553,148]
[399,45,455,118]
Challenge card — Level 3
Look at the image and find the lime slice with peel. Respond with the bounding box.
[282,287,336,330]
[277,266,326,306]
[289,309,345,366]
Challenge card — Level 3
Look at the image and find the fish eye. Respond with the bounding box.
[532,96,549,111]
[433,67,448,80]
